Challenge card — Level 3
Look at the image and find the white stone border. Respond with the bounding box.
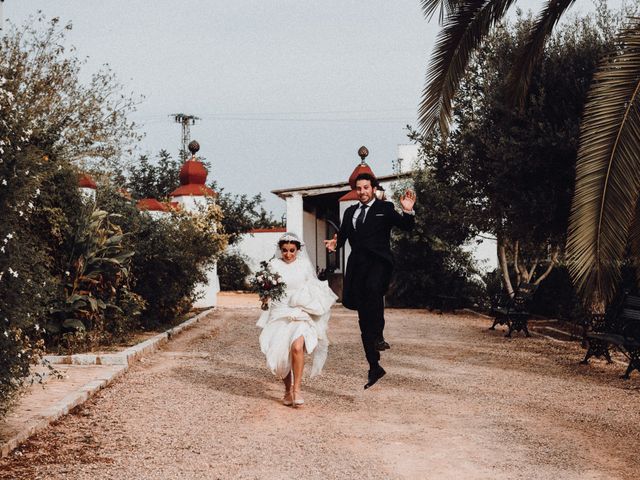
[1,308,214,458]
[42,308,214,366]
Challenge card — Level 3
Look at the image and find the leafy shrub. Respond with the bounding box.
[131,204,227,327]
[46,207,145,352]
[96,186,227,327]
[218,252,251,291]
[0,15,139,412]
[387,171,484,309]
[0,148,78,411]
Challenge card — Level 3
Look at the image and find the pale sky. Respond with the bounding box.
[2,0,624,216]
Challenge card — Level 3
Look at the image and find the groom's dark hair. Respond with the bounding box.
[354,173,377,187]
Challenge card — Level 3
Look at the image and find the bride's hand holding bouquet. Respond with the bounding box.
[250,261,286,310]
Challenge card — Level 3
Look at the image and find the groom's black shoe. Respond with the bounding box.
[364,365,386,390]
[375,339,390,351]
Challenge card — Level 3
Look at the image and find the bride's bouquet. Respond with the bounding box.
[250,261,286,310]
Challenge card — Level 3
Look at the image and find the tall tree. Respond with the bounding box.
[414,13,614,295]
[420,1,640,305]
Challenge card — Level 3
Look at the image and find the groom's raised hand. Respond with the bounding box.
[324,234,338,252]
[400,189,416,212]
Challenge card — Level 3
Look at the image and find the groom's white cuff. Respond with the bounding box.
[402,209,415,215]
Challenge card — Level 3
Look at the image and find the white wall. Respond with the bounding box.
[234,230,284,272]
[172,194,219,307]
[285,193,304,237]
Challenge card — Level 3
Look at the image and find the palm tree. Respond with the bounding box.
[419,0,640,306]
[566,21,640,306]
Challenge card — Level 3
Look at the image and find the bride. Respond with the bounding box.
[256,232,337,407]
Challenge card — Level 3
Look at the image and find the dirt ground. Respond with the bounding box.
[1,298,639,479]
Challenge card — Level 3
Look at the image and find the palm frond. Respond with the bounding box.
[421,0,464,23]
[567,19,640,306]
[418,0,518,137]
[628,198,640,288]
[506,0,578,108]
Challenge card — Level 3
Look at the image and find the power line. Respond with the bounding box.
[138,115,415,125]
[137,107,416,119]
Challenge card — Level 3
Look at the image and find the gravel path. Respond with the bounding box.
[1,303,639,479]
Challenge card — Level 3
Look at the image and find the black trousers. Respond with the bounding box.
[349,252,391,369]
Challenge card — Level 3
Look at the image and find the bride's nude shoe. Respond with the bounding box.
[292,389,304,407]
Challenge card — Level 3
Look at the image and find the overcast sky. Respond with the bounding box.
[3,0,624,216]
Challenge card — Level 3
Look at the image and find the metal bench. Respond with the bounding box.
[489,282,538,338]
[582,293,640,379]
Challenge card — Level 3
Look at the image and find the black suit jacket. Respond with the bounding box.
[337,199,415,309]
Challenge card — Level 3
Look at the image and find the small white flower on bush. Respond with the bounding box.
[8,268,18,278]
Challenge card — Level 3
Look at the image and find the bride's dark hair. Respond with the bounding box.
[278,239,301,250]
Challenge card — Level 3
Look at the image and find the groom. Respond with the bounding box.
[325,173,416,389]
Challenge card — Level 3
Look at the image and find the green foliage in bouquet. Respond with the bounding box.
[250,261,286,310]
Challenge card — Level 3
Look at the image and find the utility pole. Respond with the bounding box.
[170,113,200,160]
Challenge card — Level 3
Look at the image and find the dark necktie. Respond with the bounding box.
[355,204,367,230]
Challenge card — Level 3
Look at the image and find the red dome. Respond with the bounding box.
[137,198,169,212]
[348,163,376,190]
[170,159,217,197]
[78,173,97,189]
[179,160,207,185]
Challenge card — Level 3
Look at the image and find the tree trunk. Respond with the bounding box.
[498,237,515,298]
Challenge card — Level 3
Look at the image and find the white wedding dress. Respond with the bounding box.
[256,257,337,379]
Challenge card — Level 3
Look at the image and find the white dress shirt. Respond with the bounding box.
[352,198,376,229]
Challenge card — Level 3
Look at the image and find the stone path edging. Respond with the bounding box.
[1,308,214,458]
[42,309,214,366]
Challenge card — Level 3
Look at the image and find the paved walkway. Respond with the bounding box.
[1,294,639,479]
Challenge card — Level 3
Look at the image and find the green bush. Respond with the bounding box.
[96,186,227,327]
[218,252,251,291]
[0,148,78,413]
[0,15,229,415]
[45,206,145,352]
[132,205,227,327]
[0,15,139,412]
